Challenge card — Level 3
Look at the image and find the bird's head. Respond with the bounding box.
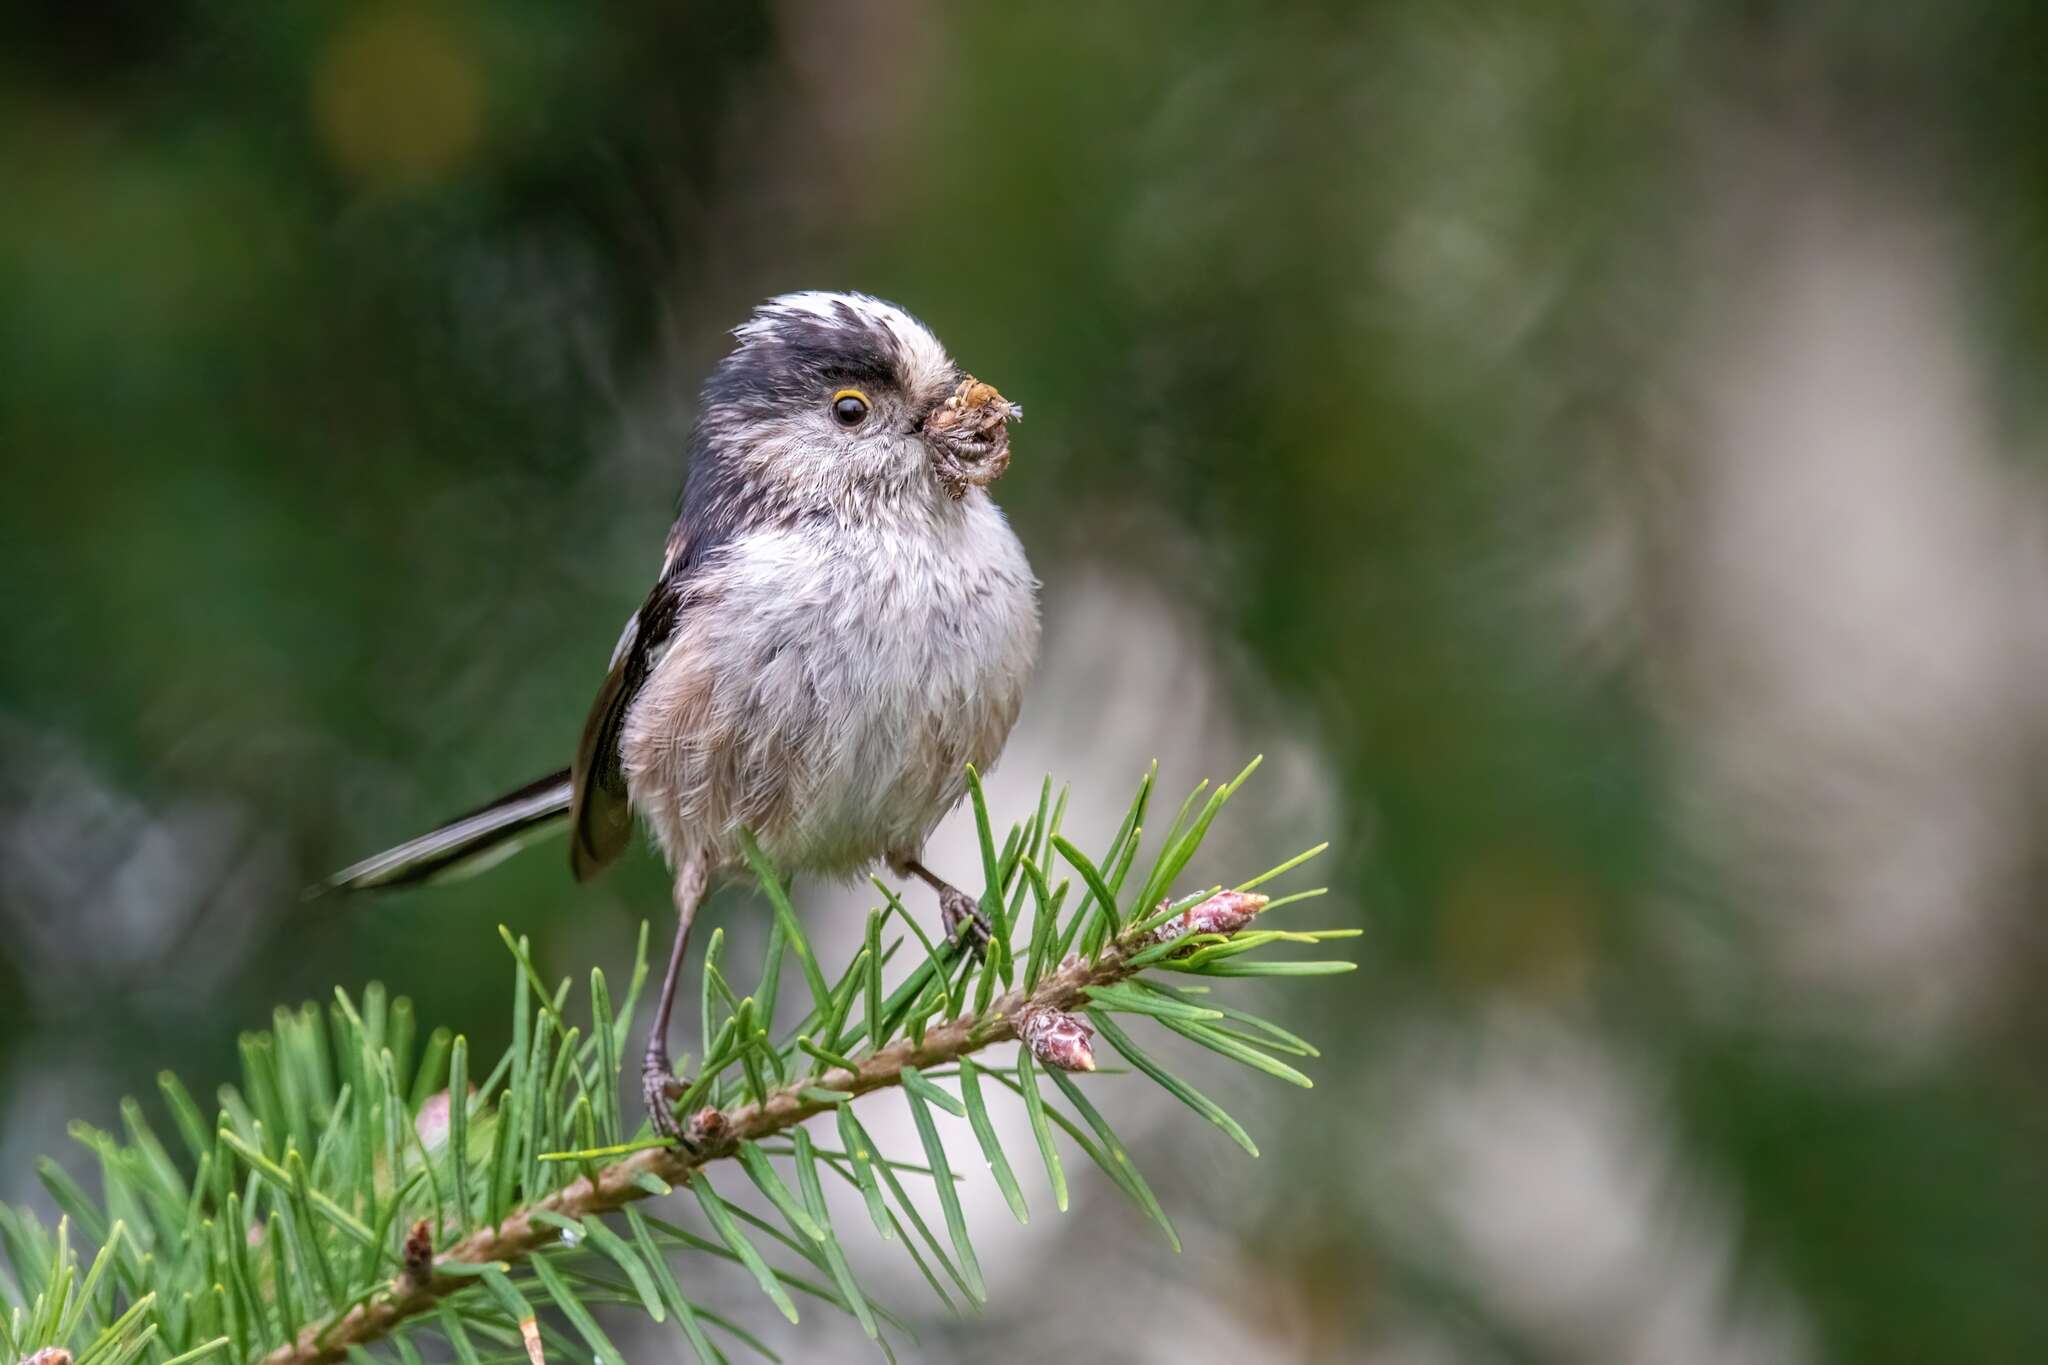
[692,292,1020,517]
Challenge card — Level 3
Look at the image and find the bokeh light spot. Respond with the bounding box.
[312,6,483,188]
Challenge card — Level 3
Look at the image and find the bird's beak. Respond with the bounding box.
[923,376,1020,500]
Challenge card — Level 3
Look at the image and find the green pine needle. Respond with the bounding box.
[530,1251,628,1365]
[693,1176,801,1325]
[901,1079,986,1303]
[739,829,834,1023]
[736,1141,828,1244]
[1087,1011,1259,1157]
[792,1128,879,1342]
[959,1058,1029,1225]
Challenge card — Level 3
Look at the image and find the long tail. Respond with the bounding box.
[320,768,574,893]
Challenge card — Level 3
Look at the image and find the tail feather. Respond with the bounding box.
[320,768,575,894]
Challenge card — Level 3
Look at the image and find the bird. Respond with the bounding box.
[325,291,1040,1142]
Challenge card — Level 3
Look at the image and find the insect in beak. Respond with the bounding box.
[923,376,1020,499]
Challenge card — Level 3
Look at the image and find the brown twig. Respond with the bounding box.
[259,935,1165,1364]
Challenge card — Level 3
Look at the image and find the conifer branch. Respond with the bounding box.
[263,937,1168,1364]
[2,761,1355,1365]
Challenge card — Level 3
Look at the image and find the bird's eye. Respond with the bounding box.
[831,389,870,427]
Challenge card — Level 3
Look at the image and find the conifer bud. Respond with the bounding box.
[687,1107,731,1147]
[1150,889,1268,946]
[398,1218,433,1293]
[1020,1007,1096,1072]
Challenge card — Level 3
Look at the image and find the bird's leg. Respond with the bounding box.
[643,855,708,1146]
[898,857,991,958]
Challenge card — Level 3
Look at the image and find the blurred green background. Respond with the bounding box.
[7,2,2048,1360]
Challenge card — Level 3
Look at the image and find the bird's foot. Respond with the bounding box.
[642,1047,697,1151]
[939,886,993,960]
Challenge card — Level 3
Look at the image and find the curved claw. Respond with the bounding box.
[939,887,993,960]
[642,1050,697,1151]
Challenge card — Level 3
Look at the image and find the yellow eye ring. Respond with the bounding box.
[830,388,870,427]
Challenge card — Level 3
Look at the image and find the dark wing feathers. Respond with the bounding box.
[569,653,637,880]
[569,558,689,881]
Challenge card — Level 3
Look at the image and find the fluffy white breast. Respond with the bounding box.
[622,489,1039,876]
